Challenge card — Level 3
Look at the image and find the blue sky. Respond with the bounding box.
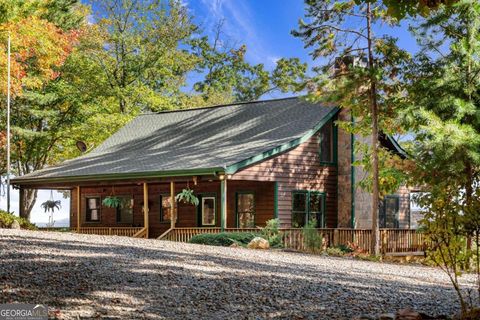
[185,0,419,91]
[0,0,420,225]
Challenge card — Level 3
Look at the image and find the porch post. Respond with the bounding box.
[170,181,176,229]
[274,182,279,219]
[18,186,25,218]
[143,182,149,238]
[76,186,81,233]
[220,177,227,230]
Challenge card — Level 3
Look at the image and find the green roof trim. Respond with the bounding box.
[226,107,340,174]
[11,168,224,185]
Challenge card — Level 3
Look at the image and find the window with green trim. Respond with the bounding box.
[318,120,336,164]
[292,191,307,227]
[309,192,325,228]
[116,196,133,224]
[380,195,399,228]
[159,194,172,223]
[236,192,255,228]
[291,191,325,228]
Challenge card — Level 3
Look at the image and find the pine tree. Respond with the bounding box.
[403,0,480,312]
[293,0,410,255]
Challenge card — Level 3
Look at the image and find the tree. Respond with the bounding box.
[83,0,200,113]
[0,0,84,29]
[1,0,307,219]
[358,0,460,19]
[191,21,307,103]
[0,3,84,217]
[293,0,410,255]
[402,0,480,314]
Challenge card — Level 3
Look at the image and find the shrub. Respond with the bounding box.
[0,210,37,230]
[337,244,354,254]
[261,218,283,248]
[326,247,345,257]
[189,232,259,247]
[303,219,323,253]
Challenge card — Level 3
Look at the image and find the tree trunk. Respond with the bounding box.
[366,3,380,256]
[19,188,37,221]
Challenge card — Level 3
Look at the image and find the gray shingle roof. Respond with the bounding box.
[13,97,338,183]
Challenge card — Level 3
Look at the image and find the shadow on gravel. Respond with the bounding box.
[0,233,462,319]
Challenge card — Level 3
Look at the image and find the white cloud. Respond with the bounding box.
[267,56,280,67]
[198,0,275,67]
[86,14,95,25]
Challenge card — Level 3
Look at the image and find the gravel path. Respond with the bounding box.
[0,229,474,319]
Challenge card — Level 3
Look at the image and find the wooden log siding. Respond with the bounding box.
[231,132,338,227]
[70,180,275,238]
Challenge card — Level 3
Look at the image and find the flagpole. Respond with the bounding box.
[6,31,10,213]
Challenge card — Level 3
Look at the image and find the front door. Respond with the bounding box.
[197,194,216,227]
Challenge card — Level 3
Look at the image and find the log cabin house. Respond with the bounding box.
[12,97,409,239]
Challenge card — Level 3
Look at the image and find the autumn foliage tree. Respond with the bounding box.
[0,1,84,217]
[1,0,307,219]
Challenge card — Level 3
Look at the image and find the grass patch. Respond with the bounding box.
[189,232,260,247]
[0,210,37,230]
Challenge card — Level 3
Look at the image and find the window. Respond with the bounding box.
[236,192,255,228]
[85,197,101,222]
[319,120,335,163]
[159,194,172,222]
[291,191,325,228]
[116,196,133,224]
[201,197,216,226]
[309,192,325,228]
[292,192,307,227]
[380,196,399,228]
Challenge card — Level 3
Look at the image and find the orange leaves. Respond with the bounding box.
[0,16,79,96]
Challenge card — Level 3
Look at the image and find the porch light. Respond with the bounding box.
[218,173,225,180]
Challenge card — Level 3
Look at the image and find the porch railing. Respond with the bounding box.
[161,227,259,242]
[160,227,427,254]
[381,229,428,253]
[77,227,143,237]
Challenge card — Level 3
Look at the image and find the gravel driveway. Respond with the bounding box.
[0,229,474,319]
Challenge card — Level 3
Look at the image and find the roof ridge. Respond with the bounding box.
[138,96,302,116]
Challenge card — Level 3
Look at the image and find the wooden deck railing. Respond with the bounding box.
[381,229,428,253]
[77,227,143,237]
[161,227,259,242]
[160,227,427,255]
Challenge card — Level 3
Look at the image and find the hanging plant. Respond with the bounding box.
[102,196,123,208]
[40,200,61,213]
[175,188,199,206]
[102,186,124,208]
[41,190,61,213]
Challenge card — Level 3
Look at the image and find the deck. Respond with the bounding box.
[41,226,427,255]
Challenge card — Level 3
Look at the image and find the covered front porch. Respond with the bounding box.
[56,175,277,238]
